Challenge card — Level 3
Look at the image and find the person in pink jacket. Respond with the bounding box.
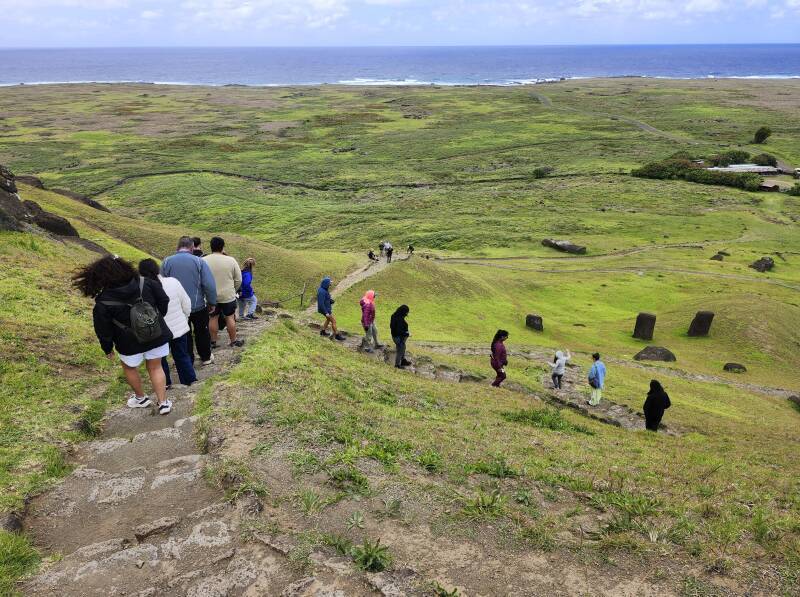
[359,290,382,352]
[490,329,509,387]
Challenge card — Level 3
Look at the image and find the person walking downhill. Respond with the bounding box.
[549,350,571,389]
[407,244,414,256]
[385,242,394,263]
[74,255,174,415]
[138,259,197,389]
[643,379,671,432]
[192,237,204,258]
[390,305,411,369]
[238,257,258,320]
[317,276,345,341]
[490,329,509,387]
[204,237,244,348]
[587,352,607,406]
[360,290,382,352]
[162,236,217,366]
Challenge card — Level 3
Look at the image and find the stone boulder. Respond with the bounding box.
[633,346,676,362]
[688,311,714,337]
[525,314,544,331]
[710,253,724,261]
[633,312,656,341]
[750,257,774,273]
[789,396,800,408]
[542,239,587,255]
[15,175,44,189]
[0,165,17,194]
[52,188,111,213]
[723,363,747,373]
[22,200,78,236]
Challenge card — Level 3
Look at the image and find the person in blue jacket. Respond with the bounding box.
[238,257,258,320]
[587,352,607,406]
[317,277,344,341]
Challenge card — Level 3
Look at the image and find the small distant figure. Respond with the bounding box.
[490,329,509,387]
[587,352,606,406]
[192,237,204,257]
[385,242,394,263]
[407,244,415,256]
[643,379,671,432]
[379,241,386,257]
[238,257,258,320]
[390,305,411,369]
[317,276,344,341]
[368,250,380,262]
[549,350,571,389]
[360,290,383,353]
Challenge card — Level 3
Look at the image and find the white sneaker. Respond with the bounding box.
[202,354,215,366]
[158,400,173,415]
[127,395,152,408]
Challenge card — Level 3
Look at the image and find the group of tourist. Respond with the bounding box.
[74,235,258,415]
[368,242,415,264]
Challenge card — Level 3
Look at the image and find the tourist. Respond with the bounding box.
[204,236,243,347]
[390,305,411,368]
[643,379,671,432]
[317,276,344,341]
[192,237,204,257]
[139,259,197,388]
[162,236,217,366]
[385,242,394,263]
[360,290,382,352]
[587,352,607,406]
[549,350,571,389]
[379,242,386,257]
[490,329,509,387]
[238,257,258,320]
[368,250,380,262]
[74,255,174,415]
[407,244,414,256]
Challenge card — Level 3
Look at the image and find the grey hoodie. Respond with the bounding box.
[550,351,570,375]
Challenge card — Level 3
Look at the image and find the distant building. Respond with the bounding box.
[706,164,781,175]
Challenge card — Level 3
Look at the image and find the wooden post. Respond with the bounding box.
[299,281,307,309]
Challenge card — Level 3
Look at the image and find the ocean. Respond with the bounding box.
[1,45,799,87]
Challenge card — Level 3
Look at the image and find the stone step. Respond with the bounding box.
[102,397,194,438]
[26,452,215,556]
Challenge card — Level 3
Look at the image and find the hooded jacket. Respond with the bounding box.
[93,277,172,356]
[240,269,255,299]
[644,380,671,419]
[491,340,508,370]
[588,360,606,389]
[158,275,191,338]
[390,305,410,339]
[550,351,570,375]
[360,290,376,327]
[317,277,333,315]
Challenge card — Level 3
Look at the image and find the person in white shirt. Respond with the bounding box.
[549,350,571,389]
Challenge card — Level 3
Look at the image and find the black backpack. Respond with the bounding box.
[101,277,163,344]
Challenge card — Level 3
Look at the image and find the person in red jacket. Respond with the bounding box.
[359,290,383,352]
[490,329,509,387]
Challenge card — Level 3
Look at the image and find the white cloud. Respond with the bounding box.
[140,9,162,19]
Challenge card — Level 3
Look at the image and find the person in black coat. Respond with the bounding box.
[643,379,671,432]
[74,255,174,415]
[390,305,411,369]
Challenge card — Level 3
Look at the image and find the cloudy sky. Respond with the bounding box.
[0,0,798,47]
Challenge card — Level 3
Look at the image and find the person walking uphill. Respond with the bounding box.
[643,379,671,432]
[204,237,244,348]
[390,305,411,369]
[587,352,607,406]
[139,259,197,388]
[549,350,571,389]
[74,255,174,415]
[238,258,258,320]
[490,330,509,387]
[360,290,382,352]
[162,236,217,366]
[317,277,345,341]
[385,242,394,263]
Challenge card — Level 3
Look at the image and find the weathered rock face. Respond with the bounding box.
[542,239,587,255]
[789,395,800,408]
[723,362,747,373]
[750,257,775,273]
[633,312,656,341]
[526,314,544,331]
[15,175,44,189]
[51,188,111,213]
[688,311,714,337]
[23,200,79,236]
[633,346,676,362]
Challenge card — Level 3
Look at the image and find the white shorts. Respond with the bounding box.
[118,343,170,368]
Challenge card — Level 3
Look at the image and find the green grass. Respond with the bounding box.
[0,531,39,596]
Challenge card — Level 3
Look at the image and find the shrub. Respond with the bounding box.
[684,169,762,192]
[351,538,392,572]
[708,150,750,167]
[502,406,593,434]
[754,126,772,144]
[786,183,800,197]
[632,158,692,180]
[752,153,778,167]
[531,166,554,179]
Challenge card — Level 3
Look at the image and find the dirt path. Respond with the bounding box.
[531,91,695,144]
[21,315,377,596]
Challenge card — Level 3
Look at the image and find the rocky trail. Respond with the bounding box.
[21,314,383,596]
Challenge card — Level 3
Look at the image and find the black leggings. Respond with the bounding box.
[552,373,563,389]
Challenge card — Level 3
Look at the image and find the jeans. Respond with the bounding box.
[187,309,212,363]
[363,324,379,349]
[161,333,197,386]
[552,373,563,389]
[238,295,258,318]
[393,336,407,367]
[492,367,507,387]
